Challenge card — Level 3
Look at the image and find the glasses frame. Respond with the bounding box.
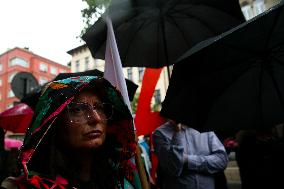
[66,101,114,124]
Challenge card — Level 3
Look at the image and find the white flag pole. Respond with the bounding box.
[104,16,149,189]
[104,16,132,112]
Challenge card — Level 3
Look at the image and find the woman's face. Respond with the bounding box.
[59,90,108,150]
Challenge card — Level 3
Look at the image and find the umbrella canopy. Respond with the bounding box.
[83,0,245,68]
[0,103,33,133]
[21,69,138,110]
[161,2,284,136]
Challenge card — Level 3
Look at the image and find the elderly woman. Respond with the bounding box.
[1,76,140,189]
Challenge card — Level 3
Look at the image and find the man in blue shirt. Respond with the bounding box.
[153,120,228,189]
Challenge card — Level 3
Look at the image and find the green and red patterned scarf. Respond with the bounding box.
[17,76,140,189]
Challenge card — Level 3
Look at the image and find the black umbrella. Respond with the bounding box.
[21,69,138,110]
[161,2,284,136]
[82,0,245,69]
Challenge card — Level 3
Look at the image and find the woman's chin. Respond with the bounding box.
[83,138,105,149]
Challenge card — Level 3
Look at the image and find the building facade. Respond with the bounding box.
[67,44,105,72]
[0,47,70,112]
[240,0,281,20]
[67,44,169,111]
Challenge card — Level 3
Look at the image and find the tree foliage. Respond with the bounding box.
[131,93,140,114]
[81,0,110,35]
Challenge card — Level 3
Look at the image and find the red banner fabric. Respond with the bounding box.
[134,68,166,136]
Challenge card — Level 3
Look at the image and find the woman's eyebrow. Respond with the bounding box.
[72,100,103,105]
[71,101,87,104]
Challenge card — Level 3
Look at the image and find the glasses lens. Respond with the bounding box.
[67,102,113,124]
[68,102,89,124]
[95,103,113,120]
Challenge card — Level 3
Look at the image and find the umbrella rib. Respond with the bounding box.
[163,0,182,13]
[271,55,284,67]
[266,65,284,114]
[269,45,284,67]
[272,45,284,59]
[217,42,264,58]
[258,62,266,126]
[166,14,194,49]
[207,63,263,124]
[122,18,151,63]
[263,7,283,49]
[221,42,284,66]
[211,63,253,101]
[180,12,219,34]
[161,17,174,74]
[272,44,284,52]
[167,4,222,34]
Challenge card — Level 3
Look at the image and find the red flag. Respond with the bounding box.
[134,68,167,184]
[134,68,166,136]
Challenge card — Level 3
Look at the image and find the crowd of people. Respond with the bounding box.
[0,75,283,189]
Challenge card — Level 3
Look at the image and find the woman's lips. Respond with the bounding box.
[84,130,103,139]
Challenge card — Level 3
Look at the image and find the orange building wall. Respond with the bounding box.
[0,47,70,112]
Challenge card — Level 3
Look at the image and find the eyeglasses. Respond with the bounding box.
[67,102,113,124]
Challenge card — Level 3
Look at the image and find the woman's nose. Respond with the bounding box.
[86,110,104,124]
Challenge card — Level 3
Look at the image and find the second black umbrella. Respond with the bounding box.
[161,2,284,136]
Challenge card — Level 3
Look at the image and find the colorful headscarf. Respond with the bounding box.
[18,76,139,188]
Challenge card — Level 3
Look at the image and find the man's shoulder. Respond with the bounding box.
[154,122,171,131]
[153,122,175,137]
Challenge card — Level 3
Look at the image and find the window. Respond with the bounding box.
[154,89,161,104]
[85,57,89,70]
[0,79,2,86]
[8,90,15,98]
[138,68,144,82]
[39,63,48,72]
[127,68,133,81]
[39,77,48,85]
[0,93,1,100]
[0,63,2,71]
[254,1,265,15]
[242,5,253,20]
[8,72,18,83]
[75,60,80,72]
[9,57,29,68]
[50,67,57,75]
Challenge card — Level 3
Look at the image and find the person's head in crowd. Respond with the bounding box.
[17,76,137,189]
